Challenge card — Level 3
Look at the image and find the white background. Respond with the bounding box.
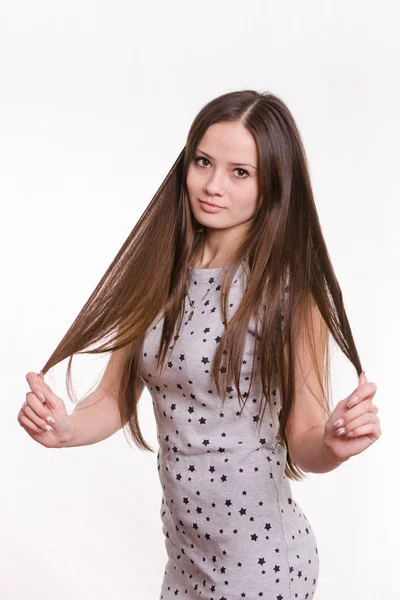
[1,1,398,598]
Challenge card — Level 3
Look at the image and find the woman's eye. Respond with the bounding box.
[235,168,249,178]
[194,156,249,179]
[195,156,210,167]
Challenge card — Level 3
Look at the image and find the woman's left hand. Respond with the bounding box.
[323,372,381,464]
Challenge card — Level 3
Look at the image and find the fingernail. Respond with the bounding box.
[336,427,346,436]
[347,395,359,408]
[46,416,55,425]
[45,425,54,433]
[333,418,344,428]
[39,394,45,403]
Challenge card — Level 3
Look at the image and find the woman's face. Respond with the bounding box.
[186,121,260,233]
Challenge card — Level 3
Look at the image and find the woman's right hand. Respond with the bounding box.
[17,371,75,448]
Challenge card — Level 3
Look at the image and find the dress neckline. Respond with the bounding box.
[188,261,249,283]
[188,265,227,282]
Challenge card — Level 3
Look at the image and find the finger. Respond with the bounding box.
[342,412,379,436]
[359,371,367,385]
[26,371,58,409]
[346,420,381,439]
[25,390,51,418]
[18,411,47,435]
[346,381,377,408]
[26,372,46,403]
[22,403,53,433]
[333,400,374,431]
[344,374,366,410]
[338,399,378,426]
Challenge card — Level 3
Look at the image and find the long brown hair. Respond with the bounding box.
[40,90,362,481]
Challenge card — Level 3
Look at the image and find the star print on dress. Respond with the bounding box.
[138,262,319,599]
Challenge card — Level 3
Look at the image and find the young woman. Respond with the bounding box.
[19,90,381,600]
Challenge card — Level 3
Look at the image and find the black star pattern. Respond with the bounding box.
[139,263,319,599]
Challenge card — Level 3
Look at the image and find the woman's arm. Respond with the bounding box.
[64,343,132,448]
[288,424,348,473]
[65,386,124,448]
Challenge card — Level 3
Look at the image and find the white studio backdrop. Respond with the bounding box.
[1,1,398,598]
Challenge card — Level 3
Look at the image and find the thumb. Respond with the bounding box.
[359,370,367,386]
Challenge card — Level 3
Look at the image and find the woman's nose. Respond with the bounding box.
[204,170,226,196]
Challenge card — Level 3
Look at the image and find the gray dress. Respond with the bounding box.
[137,261,319,600]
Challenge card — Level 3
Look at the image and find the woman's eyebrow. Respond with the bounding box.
[197,148,258,170]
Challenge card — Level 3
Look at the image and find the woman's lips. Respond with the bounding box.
[199,200,226,213]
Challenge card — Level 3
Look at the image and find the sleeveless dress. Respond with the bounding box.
[137,262,319,600]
